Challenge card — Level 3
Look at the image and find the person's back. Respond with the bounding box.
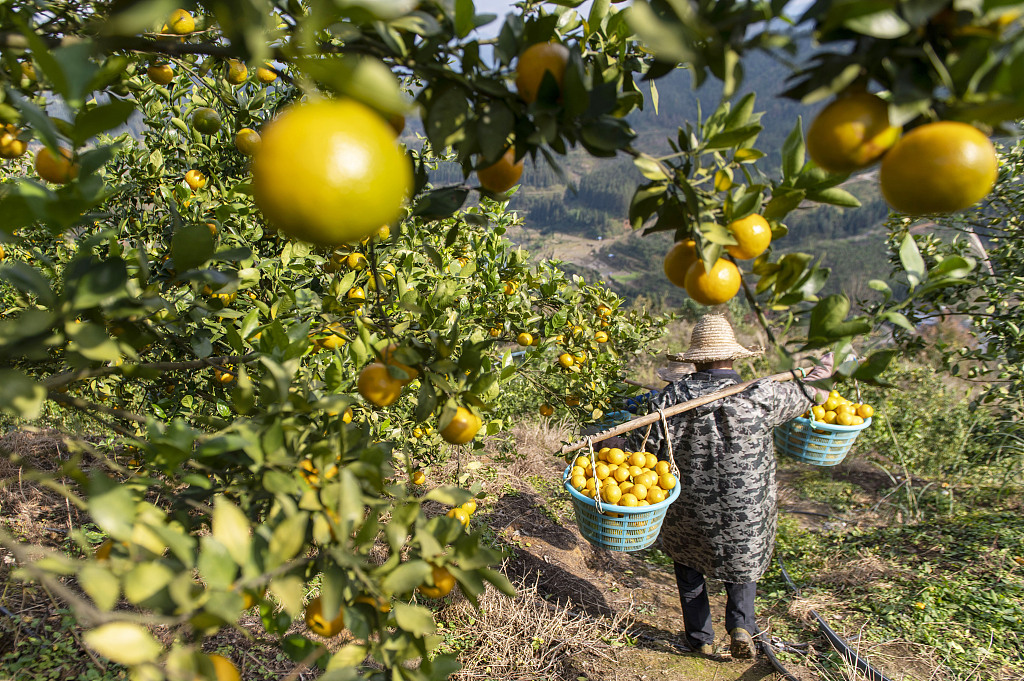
[619,313,831,658]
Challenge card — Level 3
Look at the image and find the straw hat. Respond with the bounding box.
[666,313,764,365]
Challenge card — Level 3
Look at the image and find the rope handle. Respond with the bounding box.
[586,436,605,515]
[656,407,680,480]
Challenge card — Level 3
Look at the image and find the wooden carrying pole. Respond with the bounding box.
[560,369,808,456]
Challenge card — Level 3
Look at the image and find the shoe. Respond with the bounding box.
[729,628,757,659]
[684,637,714,656]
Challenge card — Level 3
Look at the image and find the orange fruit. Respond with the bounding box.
[564,395,580,407]
[358,363,405,407]
[446,507,470,528]
[192,107,222,135]
[347,286,366,303]
[185,169,207,190]
[94,538,114,560]
[725,214,771,260]
[857,404,875,419]
[663,239,698,288]
[558,353,574,369]
[147,63,174,84]
[619,493,638,507]
[539,403,554,416]
[167,9,195,35]
[411,470,426,485]
[644,453,658,470]
[659,473,677,490]
[654,460,670,475]
[879,121,998,215]
[226,59,248,84]
[234,128,261,155]
[628,451,646,468]
[441,406,482,445]
[515,42,570,103]
[477,147,524,193]
[304,596,345,637]
[0,126,27,159]
[601,483,622,505]
[462,500,478,514]
[684,258,741,306]
[807,92,901,172]
[417,565,457,599]
[256,64,278,83]
[570,474,586,491]
[647,486,667,504]
[207,654,241,681]
[631,483,648,501]
[517,332,533,346]
[35,147,78,184]
[252,100,412,246]
[606,448,626,465]
[594,330,609,343]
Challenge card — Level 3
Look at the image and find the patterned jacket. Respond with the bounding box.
[627,369,814,582]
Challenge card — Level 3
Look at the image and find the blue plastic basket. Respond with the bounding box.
[775,416,872,466]
[563,464,681,552]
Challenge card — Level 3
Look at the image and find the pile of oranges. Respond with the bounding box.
[801,389,875,426]
[567,447,677,508]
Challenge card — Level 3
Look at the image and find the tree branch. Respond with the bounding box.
[42,352,259,389]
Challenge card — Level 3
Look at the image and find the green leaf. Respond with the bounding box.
[73,100,136,146]
[326,643,369,671]
[781,118,805,180]
[293,56,407,117]
[632,154,667,181]
[454,0,476,37]
[84,623,162,665]
[269,575,306,616]
[929,255,975,279]
[267,513,308,569]
[806,186,861,208]
[899,233,926,287]
[66,322,120,362]
[627,1,699,64]
[808,294,850,342]
[412,187,469,220]
[198,535,237,589]
[0,262,56,306]
[424,486,470,507]
[79,563,120,611]
[381,560,432,595]
[393,602,436,636]
[706,123,762,150]
[425,85,469,149]
[71,259,128,309]
[172,223,216,272]
[845,9,911,38]
[881,311,915,331]
[212,497,252,567]
[88,475,136,541]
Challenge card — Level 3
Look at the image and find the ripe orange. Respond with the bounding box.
[35,147,78,184]
[358,363,405,407]
[539,403,554,416]
[663,239,698,288]
[857,404,875,419]
[807,92,900,172]
[446,507,471,528]
[440,406,482,445]
[0,125,27,158]
[167,9,195,35]
[564,395,580,407]
[94,538,114,560]
[256,65,278,83]
[684,258,741,306]
[879,121,997,215]
[147,63,174,85]
[234,128,261,155]
[503,281,519,295]
[595,330,608,343]
[515,42,570,103]
[557,353,575,369]
[207,654,241,681]
[658,473,677,490]
[411,470,426,485]
[185,169,207,190]
[517,332,533,346]
[347,286,366,303]
[304,596,345,637]
[601,483,622,505]
[347,253,367,270]
[418,565,457,599]
[477,147,524,193]
[725,214,771,260]
[462,499,478,514]
[192,107,222,135]
[252,99,412,246]
[226,59,248,84]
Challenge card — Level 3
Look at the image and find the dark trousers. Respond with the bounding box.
[674,562,758,647]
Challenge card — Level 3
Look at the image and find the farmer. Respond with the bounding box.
[621,313,832,659]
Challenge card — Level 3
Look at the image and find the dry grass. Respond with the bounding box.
[437,574,633,681]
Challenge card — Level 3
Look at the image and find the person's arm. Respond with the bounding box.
[770,353,833,426]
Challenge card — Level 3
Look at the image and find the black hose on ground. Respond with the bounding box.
[777,557,896,681]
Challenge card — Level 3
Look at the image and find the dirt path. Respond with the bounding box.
[482,450,813,681]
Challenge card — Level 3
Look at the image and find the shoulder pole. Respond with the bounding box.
[560,368,808,457]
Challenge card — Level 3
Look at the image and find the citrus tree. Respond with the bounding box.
[1,0,1023,679]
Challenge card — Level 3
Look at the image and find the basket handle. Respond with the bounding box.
[586,436,606,515]
[656,407,680,480]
